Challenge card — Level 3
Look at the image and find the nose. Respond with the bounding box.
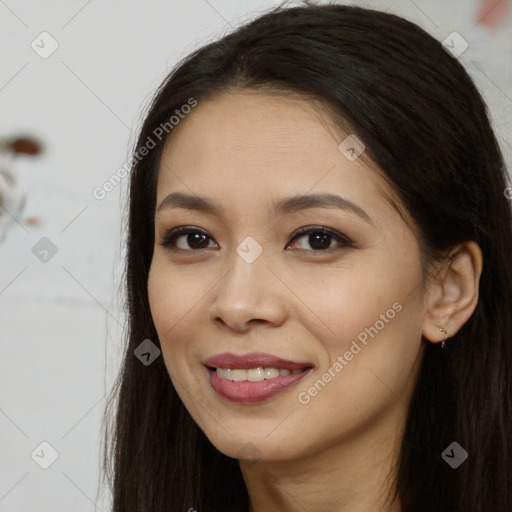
[208,247,289,333]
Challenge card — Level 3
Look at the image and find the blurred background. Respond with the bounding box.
[0,0,511,510]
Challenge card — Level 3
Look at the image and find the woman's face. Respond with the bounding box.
[148,90,429,463]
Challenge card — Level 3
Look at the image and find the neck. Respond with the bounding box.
[240,405,405,512]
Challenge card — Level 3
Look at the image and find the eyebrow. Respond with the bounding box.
[156,191,374,225]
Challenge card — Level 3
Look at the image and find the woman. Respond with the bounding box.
[102,2,512,511]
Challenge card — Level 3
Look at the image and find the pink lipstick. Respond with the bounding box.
[204,352,313,403]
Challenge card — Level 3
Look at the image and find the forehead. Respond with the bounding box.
[156,90,401,222]
[162,91,340,164]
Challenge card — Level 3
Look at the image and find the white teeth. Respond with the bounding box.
[216,368,231,380]
[230,369,247,382]
[247,367,265,381]
[264,367,279,379]
[215,366,304,381]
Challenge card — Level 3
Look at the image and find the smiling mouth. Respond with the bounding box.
[203,352,314,403]
[208,366,312,382]
[205,365,314,404]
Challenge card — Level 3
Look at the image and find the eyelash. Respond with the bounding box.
[159,225,354,254]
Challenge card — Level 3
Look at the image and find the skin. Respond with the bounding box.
[147,90,482,512]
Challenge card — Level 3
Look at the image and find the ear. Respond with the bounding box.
[422,241,483,345]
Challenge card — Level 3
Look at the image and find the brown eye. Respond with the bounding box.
[160,225,353,254]
[287,226,353,252]
[160,227,218,251]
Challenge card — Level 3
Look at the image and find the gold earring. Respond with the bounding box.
[438,326,448,348]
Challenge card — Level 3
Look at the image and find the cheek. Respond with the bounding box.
[147,260,209,375]
[147,262,187,374]
[289,254,425,415]
[147,261,196,334]
[147,263,170,332]
[290,282,423,443]
[290,258,415,352]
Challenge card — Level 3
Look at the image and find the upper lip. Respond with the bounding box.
[204,352,313,371]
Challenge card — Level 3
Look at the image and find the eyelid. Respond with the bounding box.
[287,225,354,250]
[159,226,218,251]
[159,225,354,252]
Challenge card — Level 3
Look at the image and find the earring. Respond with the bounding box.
[438,326,448,348]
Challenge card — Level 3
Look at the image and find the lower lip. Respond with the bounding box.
[207,367,311,403]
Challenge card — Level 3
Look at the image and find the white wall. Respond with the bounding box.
[0,1,510,510]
